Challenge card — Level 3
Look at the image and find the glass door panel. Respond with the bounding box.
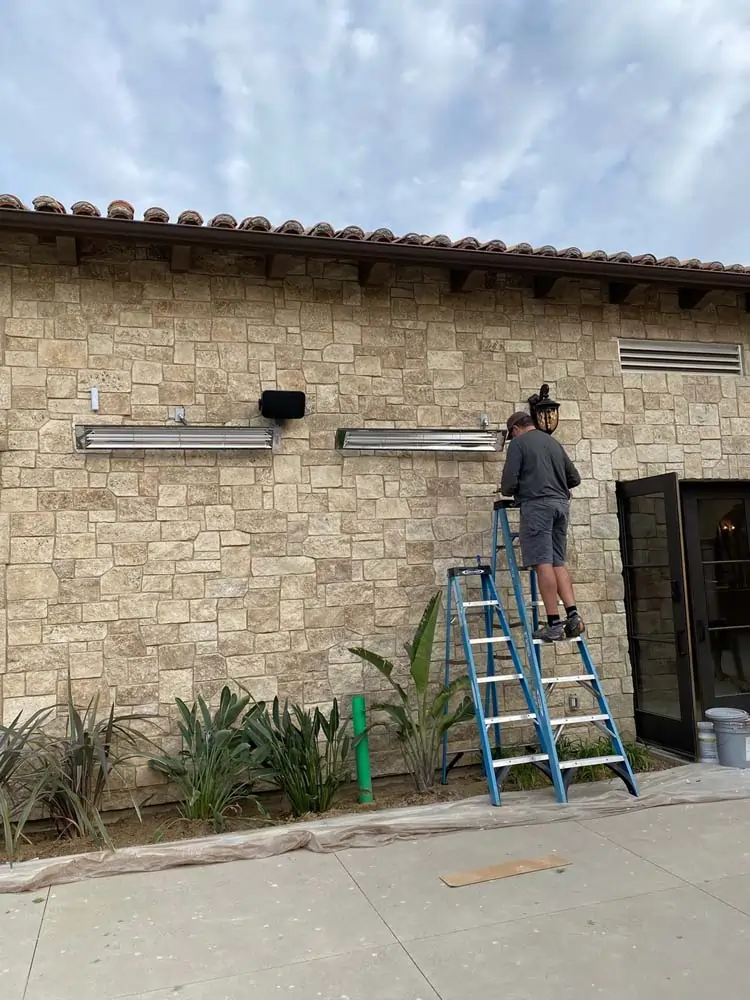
[617,473,695,754]
[683,488,750,710]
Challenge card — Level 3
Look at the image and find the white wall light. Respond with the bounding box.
[75,425,276,451]
[335,428,502,452]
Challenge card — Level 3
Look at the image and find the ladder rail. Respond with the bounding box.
[449,570,502,805]
[441,577,454,785]
[482,593,502,750]
[494,503,541,708]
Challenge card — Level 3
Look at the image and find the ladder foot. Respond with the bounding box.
[561,760,639,797]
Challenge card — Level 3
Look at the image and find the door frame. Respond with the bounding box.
[680,480,750,715]
[616,473,697,755]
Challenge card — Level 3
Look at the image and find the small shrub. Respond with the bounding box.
[1,682,151,857]
[0,709,52,863]
[246,697,353,817]
[556,735,652,783]
[40,684,150,843]
[349,591,475,792]
[148,686,263,829]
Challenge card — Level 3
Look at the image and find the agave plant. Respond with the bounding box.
[349,591,475,792]
[245,697,353,817]
[149,686,263,829]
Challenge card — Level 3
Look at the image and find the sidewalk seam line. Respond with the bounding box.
[334,850,444,999]
[21,886,50,1000]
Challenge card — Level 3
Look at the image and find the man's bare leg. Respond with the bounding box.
[535,563,559,616]
[553,565,575,608]
[532,564,565,641]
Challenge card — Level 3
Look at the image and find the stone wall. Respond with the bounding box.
[2,230,750,784]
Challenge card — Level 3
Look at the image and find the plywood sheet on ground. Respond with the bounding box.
[440,854,570,887]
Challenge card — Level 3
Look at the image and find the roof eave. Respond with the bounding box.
[1,209,748,292]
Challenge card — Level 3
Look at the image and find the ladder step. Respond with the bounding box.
[463,600,499,607]
[533,636,582,645]
[485,712,536,724]
[477,673,523,684]
[469,635,510,645]
[549,713,609,726]
[541,674,591,684]
[493,752,549,768]
[558,754,624,769]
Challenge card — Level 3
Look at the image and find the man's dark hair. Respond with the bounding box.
[506,411,534,433]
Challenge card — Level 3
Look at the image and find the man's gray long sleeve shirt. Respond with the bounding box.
[500,429,581,503]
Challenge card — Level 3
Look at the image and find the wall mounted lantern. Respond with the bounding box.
[527,384,560,435]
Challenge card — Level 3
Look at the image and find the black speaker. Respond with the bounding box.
[259,390,306,421]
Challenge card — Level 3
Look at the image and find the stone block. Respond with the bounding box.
[251,556,315,576]
[38,339,87,368]
[310,465,342,488]
[10,535,54,563]
[205,505,235,530]
[157,600,191,624]
[375,498,411,519]
[6,565,59,600]
[274,455,302,484]
[118,594,160,619]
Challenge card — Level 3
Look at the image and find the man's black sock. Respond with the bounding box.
[565,605,578,618]
[547,614,561,626]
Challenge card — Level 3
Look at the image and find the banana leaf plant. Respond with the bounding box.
[349,591,474,792]
[148,686,263,829]
[245,697,354,817]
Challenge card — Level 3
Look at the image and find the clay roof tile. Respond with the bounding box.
[2,194,748,276]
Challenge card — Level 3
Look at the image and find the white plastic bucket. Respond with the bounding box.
[705,708,750,769]
[697,721,718,763]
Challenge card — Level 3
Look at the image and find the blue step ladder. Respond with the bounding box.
[442,563,567,806]
[491,498,639,799]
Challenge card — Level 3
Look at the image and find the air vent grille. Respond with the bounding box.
[618,339,743,375]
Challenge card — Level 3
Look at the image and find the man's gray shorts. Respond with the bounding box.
[518,498,570,567]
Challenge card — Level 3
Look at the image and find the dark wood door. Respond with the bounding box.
[616,473,696,755]
[682,483,750,715]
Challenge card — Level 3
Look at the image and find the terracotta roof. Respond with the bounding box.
[0,192,745,276]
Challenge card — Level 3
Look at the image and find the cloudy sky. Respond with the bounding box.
[2,0,750,262]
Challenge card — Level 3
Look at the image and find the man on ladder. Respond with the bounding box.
[500,411,585,644]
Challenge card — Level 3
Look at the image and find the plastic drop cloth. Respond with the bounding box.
[2,763,750,894]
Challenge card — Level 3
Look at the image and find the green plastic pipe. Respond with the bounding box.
[352,695,374,804]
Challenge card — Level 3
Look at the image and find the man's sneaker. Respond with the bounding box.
[533,621,565,643]
[564,613,586,639]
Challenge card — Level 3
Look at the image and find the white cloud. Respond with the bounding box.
[2,0,750,261]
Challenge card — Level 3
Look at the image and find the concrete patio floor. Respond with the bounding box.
[4,797,750,999]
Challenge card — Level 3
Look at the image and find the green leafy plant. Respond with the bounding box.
[556,736,652,783]
[349,591,475,792]
[148,686,263,829]
[40,684,150,843]
[245,697,353,817]
[0,709,52,863]
[0,682,151,858]
[498,736,654,791]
